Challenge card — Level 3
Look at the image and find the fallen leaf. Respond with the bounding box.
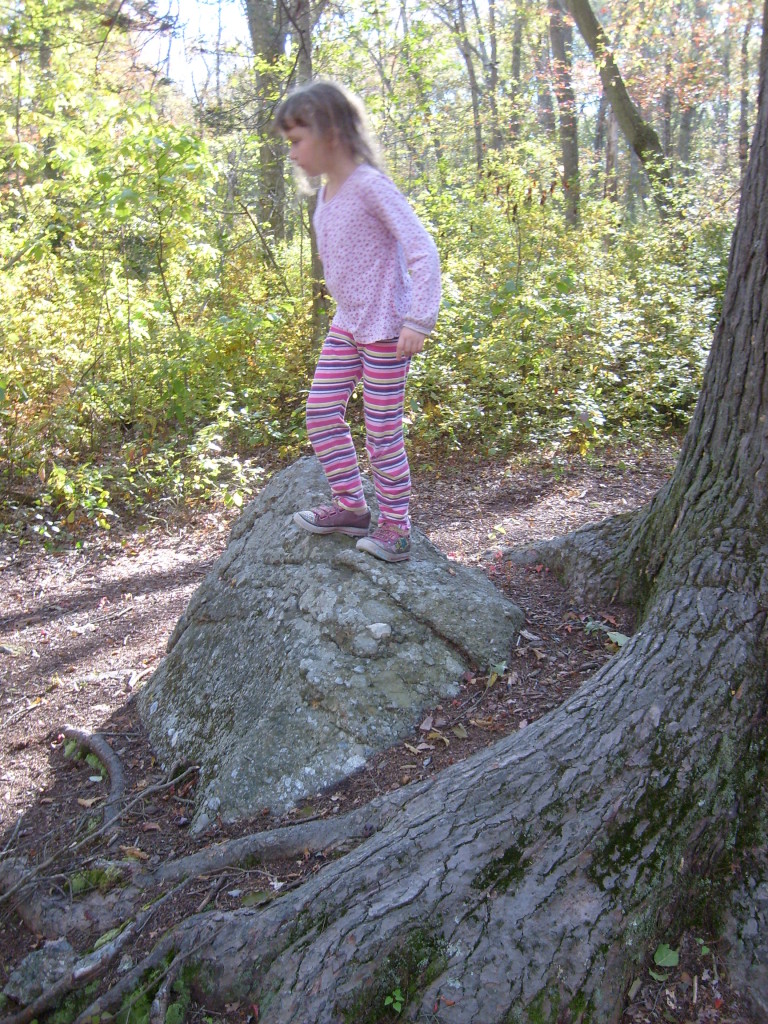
[77,797,101,809]
[470,718,494,729]
[519,628,542,642]
[404,742,420,754]
[119,845,149,861]
[419,715,434,732]
[427,731,449,746]
[452,723,468,739]
[142,822,161,832]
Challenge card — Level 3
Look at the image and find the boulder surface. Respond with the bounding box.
[138,458,523,827]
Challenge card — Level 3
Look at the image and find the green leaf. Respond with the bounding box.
[606,631,630,647]
[648,968,668,982]
[653,943,679,967]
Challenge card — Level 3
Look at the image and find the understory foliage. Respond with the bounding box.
[0,0,747,540]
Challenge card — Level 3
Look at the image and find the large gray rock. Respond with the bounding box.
[138,458,523,827]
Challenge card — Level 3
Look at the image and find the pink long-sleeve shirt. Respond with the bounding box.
[313,163,441,343]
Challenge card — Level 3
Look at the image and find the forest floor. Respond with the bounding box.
[0,443,758,1023]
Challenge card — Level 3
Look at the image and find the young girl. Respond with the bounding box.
[275,80,441,563]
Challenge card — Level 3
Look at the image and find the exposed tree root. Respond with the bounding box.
[62,725,126,827]
[504,504,647,605]
[0,766,199,918]
[149,952,186,1024]
[0,921,138,1024]
[0,877,194,1024]
[71,928,206,1024]
[135,780,417,888]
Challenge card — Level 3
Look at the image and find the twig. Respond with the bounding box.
[0,875,195,1024]
[0,921,135,1024]
[0,817,22,861]
[194,873,230,914]
[150,952,185,1024]
[0,767,199,909]
[135,876,193,937]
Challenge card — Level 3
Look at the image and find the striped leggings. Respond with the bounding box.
[305,327,412,528]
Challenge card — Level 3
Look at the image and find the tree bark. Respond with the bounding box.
[508,5,524,141]
[604,105,619,201]
[565,0,674,215]
[549,1,580,227]
[535,32,557,136]
[244,0,288,239]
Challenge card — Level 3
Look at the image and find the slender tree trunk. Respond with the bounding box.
[486,0,502,148]
[244,0,288,240]
[719,16,732,177]
[508,6,524,141]
[605,106,619,201]
[292,0,327,340]
[454,0,484,171]
[535,32,557,136]
[549,1,580,227]
[565,0,674,214]
[661,79,673,156]
[677,106,696,177]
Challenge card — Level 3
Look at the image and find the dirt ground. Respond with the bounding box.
[0,445,757,1022]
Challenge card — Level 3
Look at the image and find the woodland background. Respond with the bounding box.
[0,0,761,540]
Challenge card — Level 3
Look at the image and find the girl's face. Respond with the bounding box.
[284,123,336,178]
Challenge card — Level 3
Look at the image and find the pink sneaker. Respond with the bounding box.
[293,502,371,537]
[356,522,411,562]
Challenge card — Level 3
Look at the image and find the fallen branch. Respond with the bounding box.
[0,766,199,910]
[62,725,125,827]
[0,921,136,1024]
[0,876,194,1024]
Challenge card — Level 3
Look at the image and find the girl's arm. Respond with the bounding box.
[363,173,441,340]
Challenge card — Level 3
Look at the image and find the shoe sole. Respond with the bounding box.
[293,511,370,537]
[356,537,411,562]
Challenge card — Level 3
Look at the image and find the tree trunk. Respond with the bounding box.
[535,32,557,136]
[454,0,484,171]
[292,0,327,341]
[244,0,288,240]
[604,105,619,201]
[508,6,524,141]
[677,105,696,177]
[549,1,580,227]
[565,0,674,215]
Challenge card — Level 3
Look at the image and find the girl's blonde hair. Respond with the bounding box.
[275,80,382,170]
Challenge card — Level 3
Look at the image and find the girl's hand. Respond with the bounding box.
[396,327,427,359]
